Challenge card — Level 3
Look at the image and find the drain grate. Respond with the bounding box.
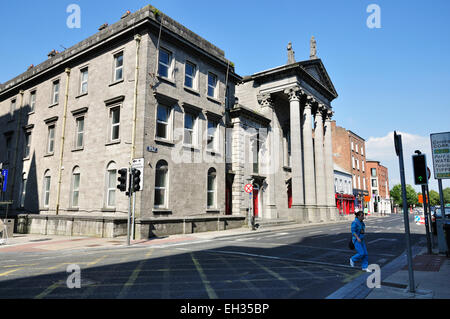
[401,254,446,272]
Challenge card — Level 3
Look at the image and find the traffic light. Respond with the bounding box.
[412,154,427,185]
[131,168,141,192]
[117,168,128,192]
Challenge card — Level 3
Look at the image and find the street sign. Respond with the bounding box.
[244,184,253,193]
[430,132,450,179]
[131,158,144,191]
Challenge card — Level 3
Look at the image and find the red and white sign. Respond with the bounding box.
[244,184,253,193]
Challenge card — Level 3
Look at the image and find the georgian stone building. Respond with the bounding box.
[0,7,340,237]
[231,42,339,223]
[0,5,243,237]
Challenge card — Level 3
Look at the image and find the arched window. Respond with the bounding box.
[207,168,216,209]
[106,162,117,208]
[154,160,168,208]
[71,166,81,208]
[43,170,51,208]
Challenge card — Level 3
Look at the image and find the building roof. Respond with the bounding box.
[0,5,240,97]
[334,163,352,176]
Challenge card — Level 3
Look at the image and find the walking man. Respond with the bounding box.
[350,211,370,272]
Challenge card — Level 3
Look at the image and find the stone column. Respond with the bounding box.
[314,104,327,209]
[303,96,317,206]
[324,110,336,216]
[257,93,277,219]
[284,87,304,208]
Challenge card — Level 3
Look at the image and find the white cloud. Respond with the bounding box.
[365,131,447,193]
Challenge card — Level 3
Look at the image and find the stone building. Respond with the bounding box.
[0,5,243,237]
[231,40,339,224]
[331,122,369,211]
[366,160,391,215]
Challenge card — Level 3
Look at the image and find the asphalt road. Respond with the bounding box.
[0,214,426,299]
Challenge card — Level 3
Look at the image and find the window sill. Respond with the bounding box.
[155,138,175,147]
[23,157,30,161]
[157,76,176,86]
[28,111,35,116]
[152,209,172,216]
[72,147,84,152]
[182,145,201,152]
[67,208,79,212]
[206,209,220,214]
[39,207,49,211]
[109,79,124,87]
[75,92,88,99]
[206,150,221,156]
[49,103,59,108]
[207,96,222,105]
[105,139,121,146]
[283,166,292,172]
[43,153,54,158]
[184,86,200,96]
[101,208,116,212]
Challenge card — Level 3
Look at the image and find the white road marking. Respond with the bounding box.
[369,238,397,244]
[332,239,347,243]
[265,232,290,238]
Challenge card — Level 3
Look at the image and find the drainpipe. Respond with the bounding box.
[55,68,71,215]
[130,34,141,240]
[10,90,25,207]
[131,34,141,161]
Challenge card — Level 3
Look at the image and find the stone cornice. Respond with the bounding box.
[229,105,271,126]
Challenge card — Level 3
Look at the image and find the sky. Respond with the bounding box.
[0,0,449,193]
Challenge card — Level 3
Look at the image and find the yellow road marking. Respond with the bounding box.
[34,282,60,299]
[87,255,107,266]
[0,268,23,277]
[116,249,153,298]
[191,253,218,299]
[2,263,37,268]
[249,258,300,291]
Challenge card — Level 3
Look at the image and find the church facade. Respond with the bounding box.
[229,42,339,223]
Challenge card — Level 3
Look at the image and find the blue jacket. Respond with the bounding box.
[351,218,366,242]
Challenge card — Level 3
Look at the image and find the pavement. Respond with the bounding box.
[1,214,449,299]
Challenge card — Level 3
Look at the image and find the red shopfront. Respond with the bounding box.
[335,193,355,215]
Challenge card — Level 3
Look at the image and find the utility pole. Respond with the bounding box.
[394,131,415,293]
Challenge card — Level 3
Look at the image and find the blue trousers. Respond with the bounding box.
[351,240,369,269]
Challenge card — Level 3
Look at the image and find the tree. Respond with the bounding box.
[390,184,418,206]
[444,187,450,204]
[429,190,440,207]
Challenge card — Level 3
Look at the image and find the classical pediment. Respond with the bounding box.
[300,59,338,98]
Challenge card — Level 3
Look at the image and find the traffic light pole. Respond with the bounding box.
[394,132,415,293]
[127,166,133,247]
[422,184,432,254]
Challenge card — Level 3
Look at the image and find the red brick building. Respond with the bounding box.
[366,161,391,214]
[331,121,369,212]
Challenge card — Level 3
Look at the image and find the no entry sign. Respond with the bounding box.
[244,184,253,193]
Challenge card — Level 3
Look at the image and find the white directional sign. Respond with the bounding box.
[430,132,450,179]
[131,158,144,190]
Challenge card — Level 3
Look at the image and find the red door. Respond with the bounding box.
[253,188,259,217]
[288,185,292,208]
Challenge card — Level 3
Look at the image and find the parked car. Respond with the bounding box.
[431,206,450,235]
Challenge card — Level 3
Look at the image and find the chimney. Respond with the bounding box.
[121,10,131,19]
[48,50,57,58]
[98,23,108,31]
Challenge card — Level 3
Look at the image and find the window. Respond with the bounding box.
[30,91,36,112]
[351,141,354,151]
[184,112,197,146]
[114,52,124,82]
[75,117,84,149]
[356,144,359,153]
[207,168,217,209]
[52,80,60,105]
[252,133,260,174]
[358,176,361,189]
[371,168,377,177]
[80,68,88,94]
[156,104,170,140]
[10,99,16,116]
[20,174,27,208]
[158,48,172,79]
[353,175,356,187]
[208,72,218,98]
[362,160,365,172]
[106,162,117,208]
[43,171,51,208]
[71,167,80,208]
[110,107,120,141]
[154,160,168,208]
[352,156,355,169]
[5,134,12,162]
[184,61,197,89]
[356,159,359,170]
[363,178,366,190]
[24,131,31,158]
[361,147,364,156]
[372,179,377,187]
[47,125,55,154]
[207,120,218,151]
